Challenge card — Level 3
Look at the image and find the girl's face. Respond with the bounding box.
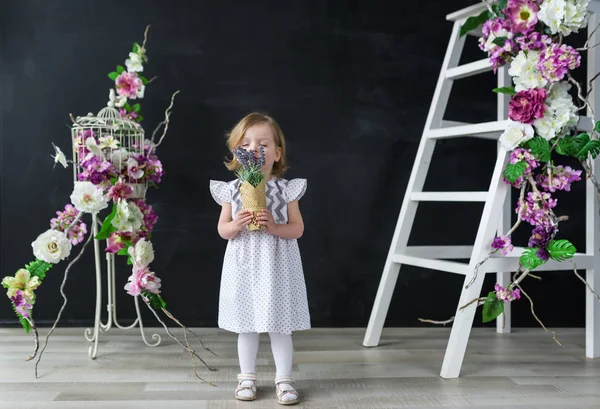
[239,123,282,176]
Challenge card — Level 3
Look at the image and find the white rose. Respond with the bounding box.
[500,121,535,151]
[31,229,72,264]
[128,238,154,267]
[125,52,144,73]
[70,182,108,214]
[111,200,143,232]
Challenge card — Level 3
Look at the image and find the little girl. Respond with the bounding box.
[209,112,310,405]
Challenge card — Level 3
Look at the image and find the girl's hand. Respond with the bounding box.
[232,209,253,232]
[257,208,277,233]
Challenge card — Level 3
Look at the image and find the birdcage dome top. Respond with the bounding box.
[72,107,142,131]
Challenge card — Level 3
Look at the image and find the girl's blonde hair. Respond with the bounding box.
[224,112,289,177]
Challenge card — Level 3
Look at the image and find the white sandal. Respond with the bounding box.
[275,376,300,405]
[235,373,257,401]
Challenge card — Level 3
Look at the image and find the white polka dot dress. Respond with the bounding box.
[209,177,311,335]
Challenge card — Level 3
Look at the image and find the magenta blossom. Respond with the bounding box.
[10,290,33,318]
[494,283,521,302]
[528,224,557,260]
[536,165,582,192]
[508,88,547,124]
[133,199,158,237]
[538,43,581,82]
[115,72,143,99]
[503,148,540,187]
[516,191,558,226]
[107,180,134,202]
[50,204,88,245]
[105,232,133,253]
[119,109,138,121]
[491,235,514,255]
[479,18,514,72]
[516,32,552,51]
[505,0,539,34]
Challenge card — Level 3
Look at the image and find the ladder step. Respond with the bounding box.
[427,120,509,139]
[392,254,468,275]
[410,192,488,202]
[445,59,492,80]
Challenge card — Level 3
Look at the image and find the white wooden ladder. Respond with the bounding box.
[362,3,600,379]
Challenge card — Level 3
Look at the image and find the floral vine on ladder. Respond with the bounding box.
[420,0,600,341]
[1,26,217,381]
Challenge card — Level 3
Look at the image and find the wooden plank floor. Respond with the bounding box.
[1,327,599,408]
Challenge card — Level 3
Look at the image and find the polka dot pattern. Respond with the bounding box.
[209,177,311,335]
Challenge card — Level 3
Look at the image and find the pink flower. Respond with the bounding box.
[115,72,143,99]
[538,43,581,82]
[494,283,521,302]
[105,232,132,253]
[10,290,34,318]
[505,0,539,34]
[107,180,134,202]
[508,88,547,124]
[124,266,161,296]
[491,235,514,255]
[119,109,138,121]
[536,165,582,192]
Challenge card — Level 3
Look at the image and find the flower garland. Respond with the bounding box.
[428,0,600,336]
[2,27,216,380]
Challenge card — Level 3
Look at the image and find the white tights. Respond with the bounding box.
[237,332,296,400]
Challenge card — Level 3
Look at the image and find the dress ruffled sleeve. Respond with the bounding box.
[284,178,307,203]
[209,180,232,205]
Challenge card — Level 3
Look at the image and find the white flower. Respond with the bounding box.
[500,121,535,151]
[85,137,105,158]
[108,148,129,169]
[128,238,154,267]
[508,51,547,91]
[137,84,145,99]
[125,52,144,73]
[481,28,511,52]
[127,157,145,180]
[70,181,109,214]
[539,0,589,35]
[51,143,68,169]
[107,88,127,108]
[534,81,578,140]
[111,200,143,232]
[98,135,119,150]
[31,229,72,264]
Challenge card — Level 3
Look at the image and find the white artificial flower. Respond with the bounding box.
[127,238,154,267]
[85,137,105,158]
[125,52,144,73]
[481,27,511,52]
[51,143,68,169]
[137,84,145,99]
[108,148,129,169]
[534,81,579,140]
[127,157,145,180]
[107,88,127,108]
[508,50,547,91]
[111,200,143,232]
[31,229,72,264]
[98,135,119,150]
[539,0,589,35]
[500,120,535,151]
[70,181,109,214]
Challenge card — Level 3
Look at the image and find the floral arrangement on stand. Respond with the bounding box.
[2,26,216,381]
[422,0,600,341]
[232,146,267,231]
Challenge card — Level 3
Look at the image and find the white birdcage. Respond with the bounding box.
[71,106,147,199]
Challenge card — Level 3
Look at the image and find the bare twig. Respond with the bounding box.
[150,90,180,150]
[572,262,600,301]
[24,318,39,361]
[162,308,218,356]
[141,25,151,51]
[459,297,487,311]
[580,20,600,50]
[568,73,594,117]
[35,229,94,378]
[514,281,563,347]
[418,317,455,325]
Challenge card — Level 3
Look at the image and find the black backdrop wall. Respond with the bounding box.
[0,0,589,329]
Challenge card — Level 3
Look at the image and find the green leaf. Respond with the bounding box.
[498,0,508,9]
[24,259,53,280]
[555,136,572,156]
[12,302,31,333]
[95,203,118,240]
[595,121,600,133]
[548,239,577,261]
[117,247,129,256]
[108,72,118,80]
[132,42,140,53]
[136,115,144,123]
[139,75,148,85]
[520,247,545,270]
[143,292,167,310]
[110,177,118,185]
[503,161,527,183]
[492,86,515,95]
[460,10,492,37]
[527,136,551,162]
[492,36,508,47]
[482,291,504,323]
[125,103,132,112]
[571,133,600,160]
[116,65,125,74]
[132,103,141,113]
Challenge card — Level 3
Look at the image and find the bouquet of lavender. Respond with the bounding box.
[232,146,266,231]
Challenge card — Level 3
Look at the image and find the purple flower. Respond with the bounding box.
[536,165,582,192]
[50,204,88,245]
[505,0,539,34]
[133,199,158,236]
[491,235,514,255]
[494,283,521,302]
[508,88,547,124]
[516,191,557,226]
[515,32,552,51]
[10,290,33,318]
[479,18,514,72]
[538,43,581,82]
[78,155,116,186]
[504,148,540,187]
[528,224,557,260]
[119,109,138,121]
